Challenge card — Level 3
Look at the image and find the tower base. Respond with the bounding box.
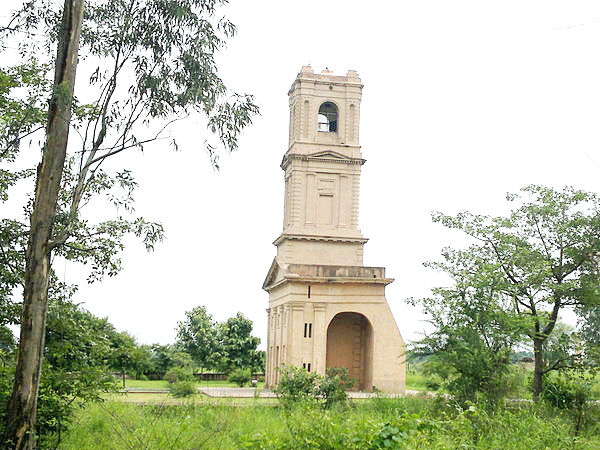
[263,260,406,393]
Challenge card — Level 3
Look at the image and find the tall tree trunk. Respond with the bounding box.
[532,338,544,401]
[5,2,83,449]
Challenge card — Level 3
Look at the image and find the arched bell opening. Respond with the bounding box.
[317,101,338,132]
[326,312,373,391]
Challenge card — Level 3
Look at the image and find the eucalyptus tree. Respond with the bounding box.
[1,0,257,447]
[418,185,600,400]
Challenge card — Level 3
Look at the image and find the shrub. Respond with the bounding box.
[228,368,252,387]
[275,365,354,409]
[164,367,193,384]
[317,367,354,409]
[274,365,319,405]
[168,380,196,398]
[542,370,595,435]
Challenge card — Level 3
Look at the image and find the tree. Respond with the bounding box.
[6,2,84,448]
[1,282,119,449]
[577,304,600,365]
[408,247,526,407]
[107,331,137,388]
[2,0,257,446]
[217,312,261,373]
[176,305,220,371]
[429,185,600,400]
[176,308,261,373]
[149,344,193,378]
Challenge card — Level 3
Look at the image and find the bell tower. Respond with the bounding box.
[263,66,405,392]
[278,65,366,266]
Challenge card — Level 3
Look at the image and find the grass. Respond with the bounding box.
[405,372,429,391]
[104,392,278,406]
[57,396,600,450]
[124,379,169,389]
[124,379,265,389]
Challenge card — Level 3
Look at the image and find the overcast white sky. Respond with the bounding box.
[3,0,600,348]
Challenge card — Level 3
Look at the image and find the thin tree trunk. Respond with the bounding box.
[5,2,83,449]
[532,338,544,401]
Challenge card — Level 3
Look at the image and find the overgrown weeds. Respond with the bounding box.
[57,396,600,450]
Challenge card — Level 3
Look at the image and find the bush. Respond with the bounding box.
[168,380,196,398]
[542,370,595,435]
[542,371,592,409]
[228,368,252,387]
[274,365,319,405]
[317,368,354,409]
[275,365,353,409]
[164,367,193,384]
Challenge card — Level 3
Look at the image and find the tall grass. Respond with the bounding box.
[58,396,600,450]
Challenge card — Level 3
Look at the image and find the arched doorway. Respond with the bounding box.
[326,312,373,391]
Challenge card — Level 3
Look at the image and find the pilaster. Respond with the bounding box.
[312,302,327,375]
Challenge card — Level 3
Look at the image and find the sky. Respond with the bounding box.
[3,0,600,348]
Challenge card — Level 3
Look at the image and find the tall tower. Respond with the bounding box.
[263,66,405,392]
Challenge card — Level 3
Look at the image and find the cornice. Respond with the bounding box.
[281,152,365,170]
[273,233,368,246]
[264,275,394,292]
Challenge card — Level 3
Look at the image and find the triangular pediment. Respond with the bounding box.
[262,257,280,289]
[307,150,352,160]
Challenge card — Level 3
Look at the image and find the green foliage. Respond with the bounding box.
[149,344,192,377]
[542,370,596,435]
[228,368,252,387]
[371,423,406,449]
[408,246,525,407]
[0,291,120,448]
[168,381,197,398]
[543,370,593,409]
[0,62,49,163]
[414,185,600,399]
[217,312,262,372]
[177,307,262,372]
[164,366,194,384]
[176,305,220,370]
[274,365,320,405]
[51,396,600,450]
[317,367,354,409]
[578,303,600,366]
[275,365,354,409]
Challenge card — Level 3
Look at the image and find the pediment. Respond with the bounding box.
[263,258,287,290]
[307,150,351,160]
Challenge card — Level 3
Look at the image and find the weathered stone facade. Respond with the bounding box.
[263,66,405,392]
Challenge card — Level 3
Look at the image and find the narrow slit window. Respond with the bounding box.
[308,323,312,338]
[308,285,311,298]
[307,363,311,372]
[304,323,308,338]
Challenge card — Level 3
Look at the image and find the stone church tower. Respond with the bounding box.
[263,66,405,392]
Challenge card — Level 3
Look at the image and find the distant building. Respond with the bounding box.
[263,66,405,392]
